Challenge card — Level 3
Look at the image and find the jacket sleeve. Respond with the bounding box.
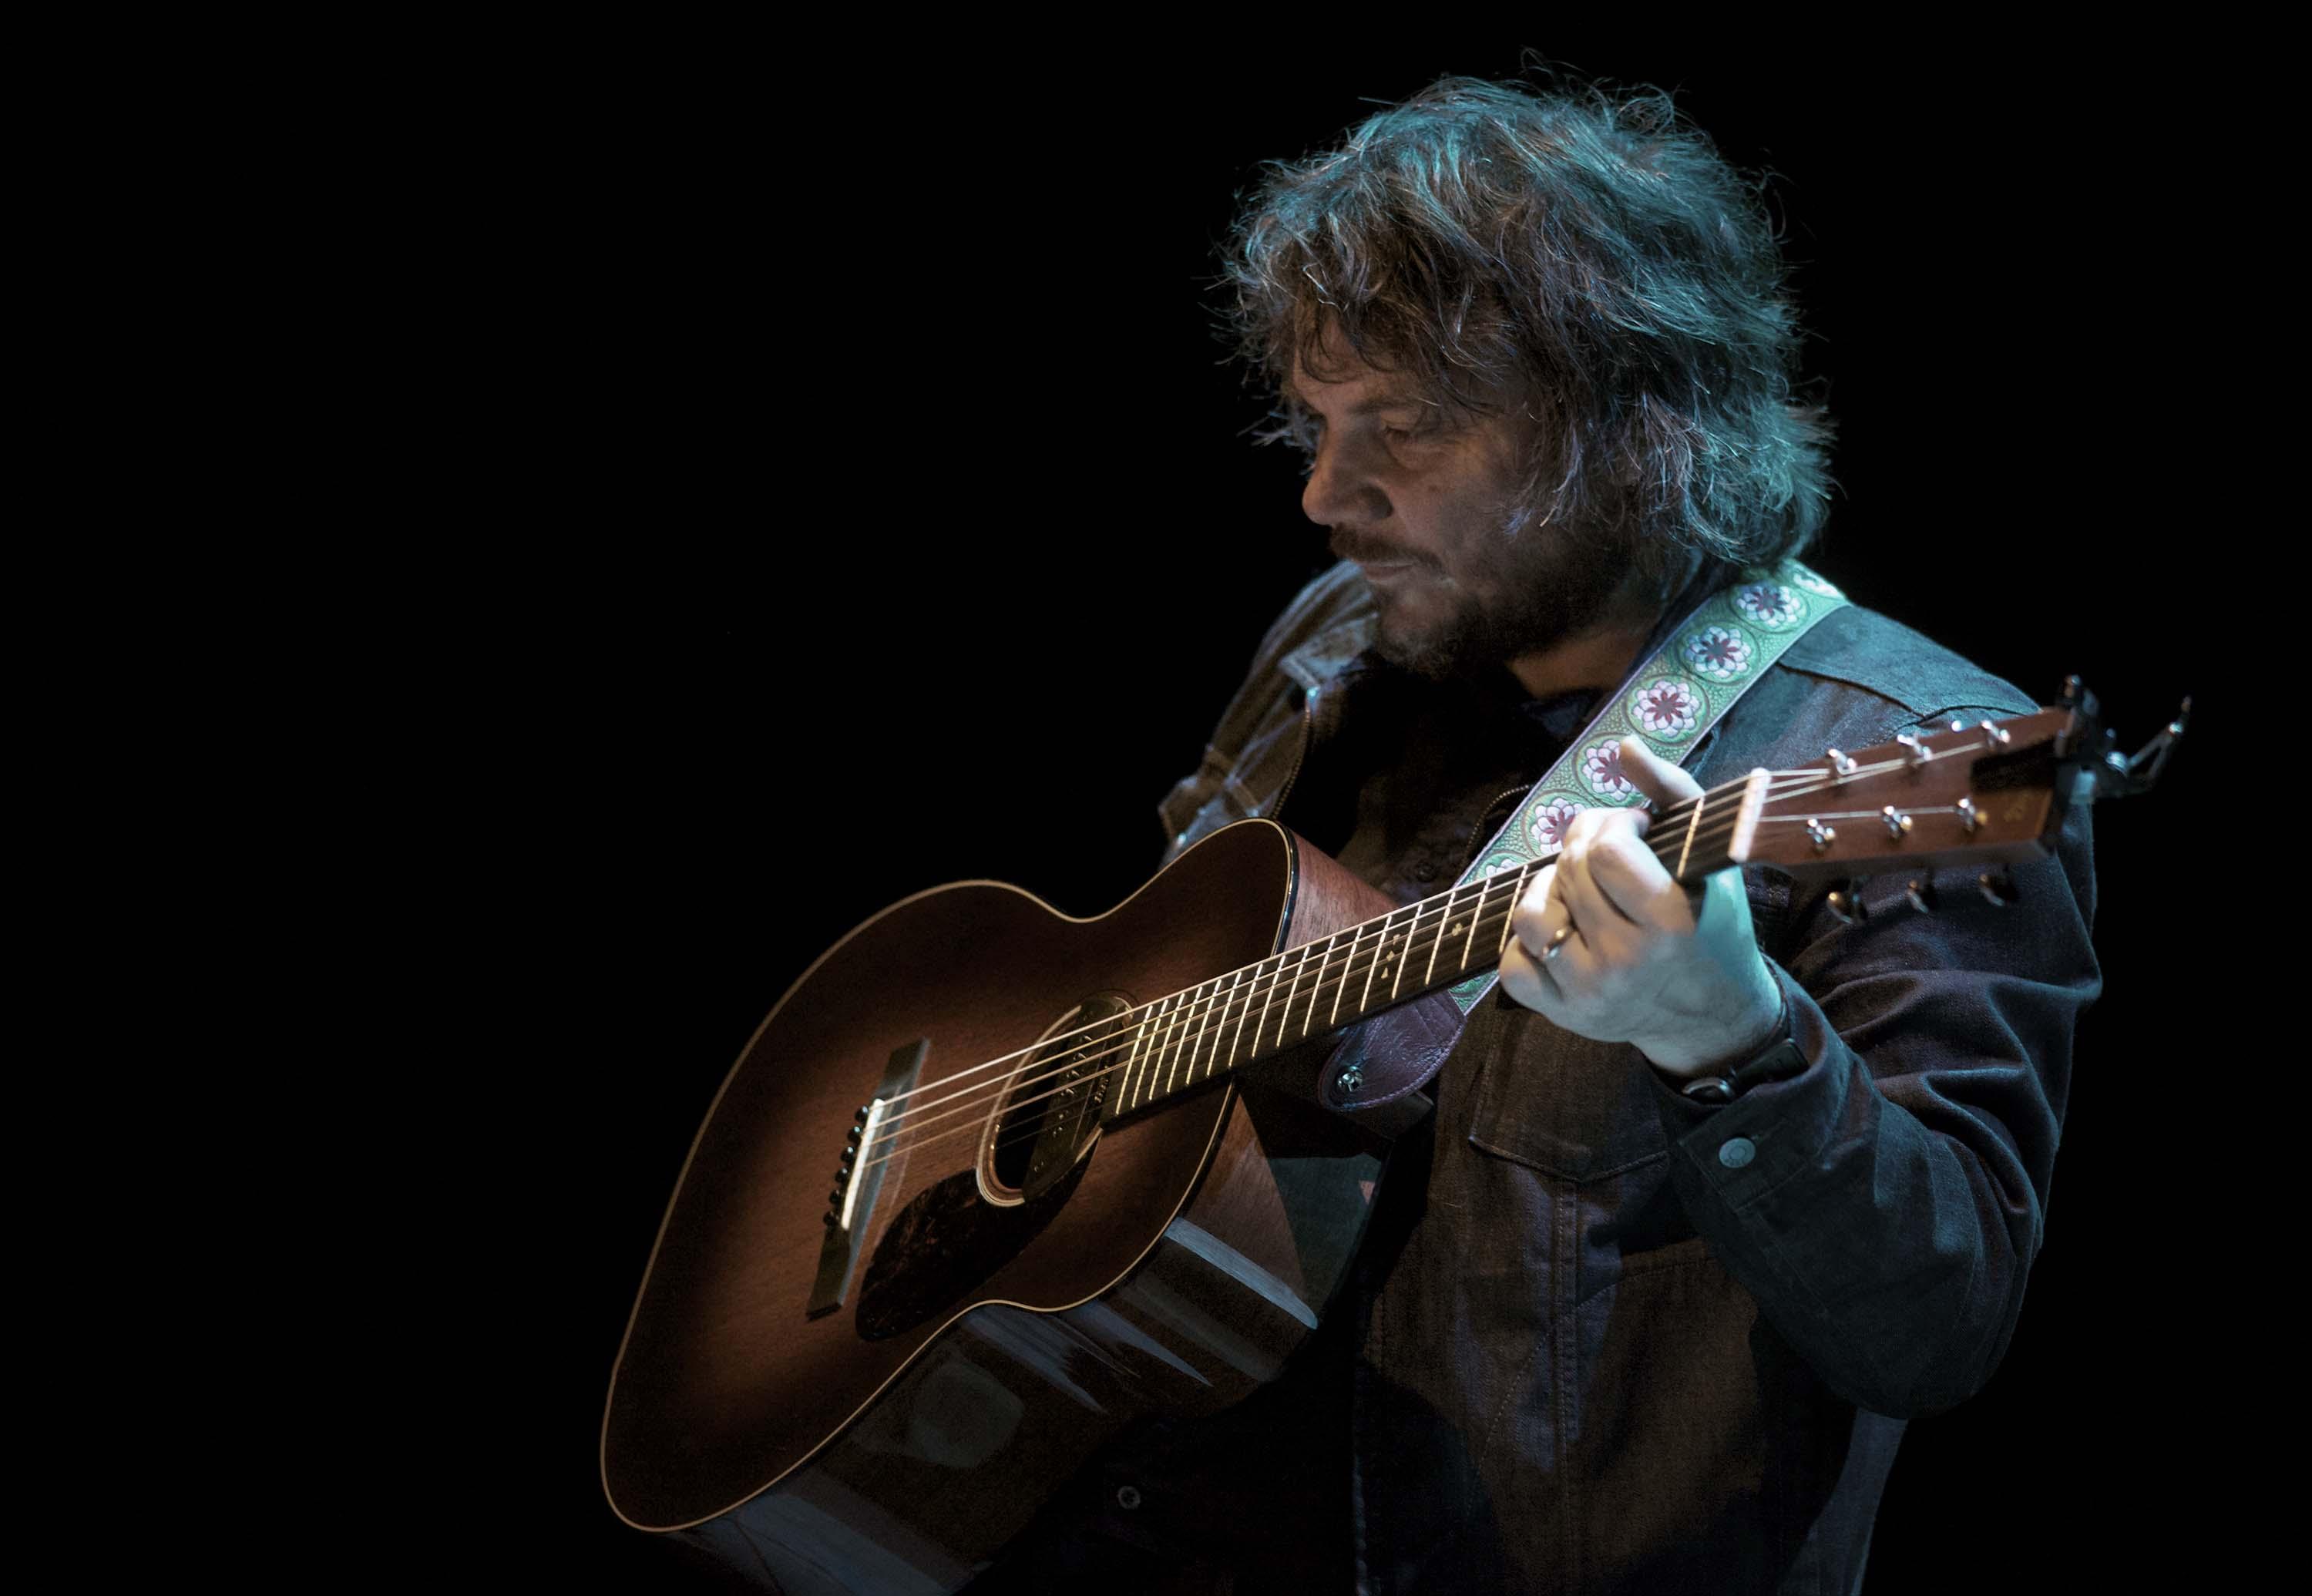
[1642,754,2099,1420]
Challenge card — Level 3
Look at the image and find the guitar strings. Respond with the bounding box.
[851,874,1535,1161]
[855,883,1542,1174]
[851,738,1998,1171]
[854,874,1537,1164]
[857,767,1767,1128]
[875,767,1982,1176]
[846,748,1920,1128]
[855,743,1972,1165]
[862,773,1844,1168]
[845,763,1764,1119]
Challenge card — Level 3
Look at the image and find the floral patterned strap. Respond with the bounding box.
[1444,560,1850,1013]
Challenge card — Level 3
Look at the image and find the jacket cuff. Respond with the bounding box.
[1645,959,1853,1208]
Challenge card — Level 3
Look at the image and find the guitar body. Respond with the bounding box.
[602,819,1400,1593]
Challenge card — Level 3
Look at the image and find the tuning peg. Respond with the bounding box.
[1905,877,1937,913]
[1826,881,1868,924]
[1825,747,1858,775]
[1977,869,2016,907]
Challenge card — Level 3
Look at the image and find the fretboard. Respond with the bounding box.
[1104,778,1742,1117]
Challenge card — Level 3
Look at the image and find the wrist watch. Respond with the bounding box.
[1678,998,1807,1107]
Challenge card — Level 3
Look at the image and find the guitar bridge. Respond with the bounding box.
[808,1037,928,1318]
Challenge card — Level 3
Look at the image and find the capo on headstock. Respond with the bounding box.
[2054,676,2191,807]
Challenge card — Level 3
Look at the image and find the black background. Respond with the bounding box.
[480,29,2230,1593]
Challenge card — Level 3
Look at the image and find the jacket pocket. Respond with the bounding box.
[1460,999,1669,1183]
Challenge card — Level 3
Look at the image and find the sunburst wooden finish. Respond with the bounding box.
[603,820,1400,1591]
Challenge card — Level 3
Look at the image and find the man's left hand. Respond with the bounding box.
[1498,739,1783,1077]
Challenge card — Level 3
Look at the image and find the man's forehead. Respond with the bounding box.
[1283,358,1427,414]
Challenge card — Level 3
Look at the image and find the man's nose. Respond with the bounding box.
[1302,435,1386,529]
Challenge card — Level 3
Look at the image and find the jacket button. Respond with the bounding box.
[1115,1484,1143,1510]
[1718,1137,1756,1169]
[1413,860,1437,882]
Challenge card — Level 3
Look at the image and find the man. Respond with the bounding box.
[966,74,2099,1593]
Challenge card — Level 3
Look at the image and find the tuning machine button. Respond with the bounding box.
[1896,733,1931,768]
[1825,747,1858,775]
[1905,878,1937,913]
[1977,869,2016,906]
[1806,818,1836,853]
[1826,881,1868,924]
[1881,805,1913,838]
[1956,796,1979,835]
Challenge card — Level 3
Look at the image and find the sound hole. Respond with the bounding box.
[979,993,1127,1205]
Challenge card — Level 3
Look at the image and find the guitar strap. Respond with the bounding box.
[1320,559,1850,1114]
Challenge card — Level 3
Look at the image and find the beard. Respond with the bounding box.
[1339,514,1646,684]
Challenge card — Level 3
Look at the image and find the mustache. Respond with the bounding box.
[1329,531,1437,569]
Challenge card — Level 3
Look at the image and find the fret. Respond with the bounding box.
[1676,791,1704,880]
[1422,881,1462,986]
[1355,910,1386,1014]
[1201,976,1231,1077]
[1121,1005,1151,1109]
[1207,969,1243,1079]
[1329,924,1369,1026]
[1162,986,1198,1097]
[1141,995,1175,1107]
[1460,874,1491,969]
[1285,942,1316,1041]
[1190,976,1225,1084]
[1228,957,1268,1070]
[1220,970,1249,1077]
[1361,906,1403,1012]
[1131,994,1161,1106]
[1252,949,1283,1055]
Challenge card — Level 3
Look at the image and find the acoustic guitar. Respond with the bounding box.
[602,684,2179,1592]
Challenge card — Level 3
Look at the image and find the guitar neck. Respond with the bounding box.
[1102,779,1746,1119]
[1102,699,2109,1119]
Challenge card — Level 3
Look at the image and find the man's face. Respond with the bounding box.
[1289,331,1632,682]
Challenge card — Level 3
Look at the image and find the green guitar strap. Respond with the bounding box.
[1444,559,1850,1013]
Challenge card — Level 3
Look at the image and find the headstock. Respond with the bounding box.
[1726,680,2186,907]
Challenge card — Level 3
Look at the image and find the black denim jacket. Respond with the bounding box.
[1146,563,2102,1595]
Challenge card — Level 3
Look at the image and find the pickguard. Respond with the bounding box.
[855,1157,1090,1342]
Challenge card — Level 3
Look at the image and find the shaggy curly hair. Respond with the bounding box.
[1223,75,1833,593]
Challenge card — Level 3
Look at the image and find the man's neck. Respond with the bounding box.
[1504,607,1659,702]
